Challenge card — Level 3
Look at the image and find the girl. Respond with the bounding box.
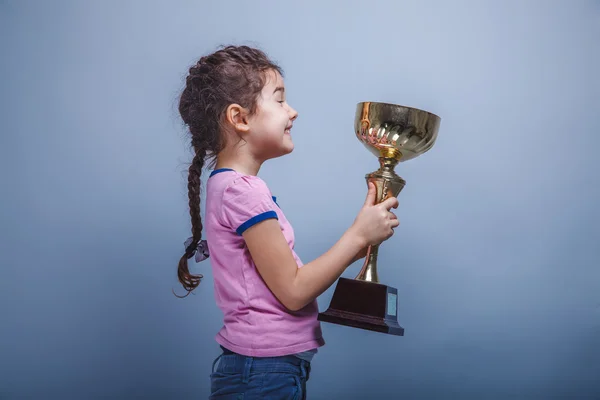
[176,45,399,399]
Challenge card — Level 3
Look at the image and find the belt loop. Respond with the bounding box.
[300,360,310,381]
[242,356,253,383]
[211,353,224,374]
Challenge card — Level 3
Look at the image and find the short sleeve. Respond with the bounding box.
[221,176,278,235]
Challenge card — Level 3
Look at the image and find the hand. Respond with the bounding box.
[350,181,400,247]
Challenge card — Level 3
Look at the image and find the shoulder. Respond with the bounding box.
[219,173,278,234]
[223,173,272,197]
[208,170,272,202]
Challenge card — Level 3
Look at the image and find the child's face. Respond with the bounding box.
[247,69,298,161]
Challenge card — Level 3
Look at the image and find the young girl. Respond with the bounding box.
[176,45,399,399]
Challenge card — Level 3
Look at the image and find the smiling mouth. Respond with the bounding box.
[284,125,292,134]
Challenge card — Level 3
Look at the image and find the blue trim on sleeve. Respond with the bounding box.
[210,168,234,177]
[236,211,278,235]
[272,196,279,207]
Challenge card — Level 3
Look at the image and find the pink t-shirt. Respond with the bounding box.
[204,168,325,357]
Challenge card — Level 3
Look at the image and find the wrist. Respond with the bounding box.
[345,224,368,252]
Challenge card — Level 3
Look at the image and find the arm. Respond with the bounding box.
[243,182,398,312]
[243,220,366,312]
[351,246,369,264]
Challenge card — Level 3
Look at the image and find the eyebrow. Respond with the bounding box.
[273,86,285,94]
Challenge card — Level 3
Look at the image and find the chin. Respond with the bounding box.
[278,146,294,158]
[285,142,295,154]
[266,145,294,161]
[282,137,294,154]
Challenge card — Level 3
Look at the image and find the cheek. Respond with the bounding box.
[264,109,286,130]
[252,105,287,136]
[277,107,290,124]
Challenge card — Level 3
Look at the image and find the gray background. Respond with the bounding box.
[2,1,599,399]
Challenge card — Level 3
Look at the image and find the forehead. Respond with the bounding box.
[263,69,284,91]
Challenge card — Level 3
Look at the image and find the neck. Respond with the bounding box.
[215,146,263,176]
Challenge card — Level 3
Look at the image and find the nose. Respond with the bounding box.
[288,105,298,121]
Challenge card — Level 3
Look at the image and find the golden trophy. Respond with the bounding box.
[318,101,441,336]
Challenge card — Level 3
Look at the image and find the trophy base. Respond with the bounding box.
[318,277,404,336]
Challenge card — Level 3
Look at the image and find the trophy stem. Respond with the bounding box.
[355,244,380,283]
[354,148,406,284]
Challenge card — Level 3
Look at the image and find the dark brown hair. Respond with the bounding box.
[176,45,283,297]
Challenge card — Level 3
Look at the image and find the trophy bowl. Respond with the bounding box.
[355,101,441,162]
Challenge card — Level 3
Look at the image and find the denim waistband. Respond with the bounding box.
[213,346,311,381]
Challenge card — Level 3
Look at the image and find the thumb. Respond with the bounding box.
[363,181,377,207]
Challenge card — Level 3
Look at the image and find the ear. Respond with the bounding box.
[225,104,250,134]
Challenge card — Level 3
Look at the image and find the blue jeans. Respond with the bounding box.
[209,347,311,399]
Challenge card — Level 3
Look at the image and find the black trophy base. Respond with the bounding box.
[318,277,404,336]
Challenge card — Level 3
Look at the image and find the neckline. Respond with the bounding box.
[209,168,235,177]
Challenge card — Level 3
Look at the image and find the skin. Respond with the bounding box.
[216,70,400,312]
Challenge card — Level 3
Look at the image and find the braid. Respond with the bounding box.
[176,148,206,297]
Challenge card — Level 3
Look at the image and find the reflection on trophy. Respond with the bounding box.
[318,101,441,336]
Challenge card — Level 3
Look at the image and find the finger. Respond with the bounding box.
[363,182,377,207]
[380,196,399,210]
